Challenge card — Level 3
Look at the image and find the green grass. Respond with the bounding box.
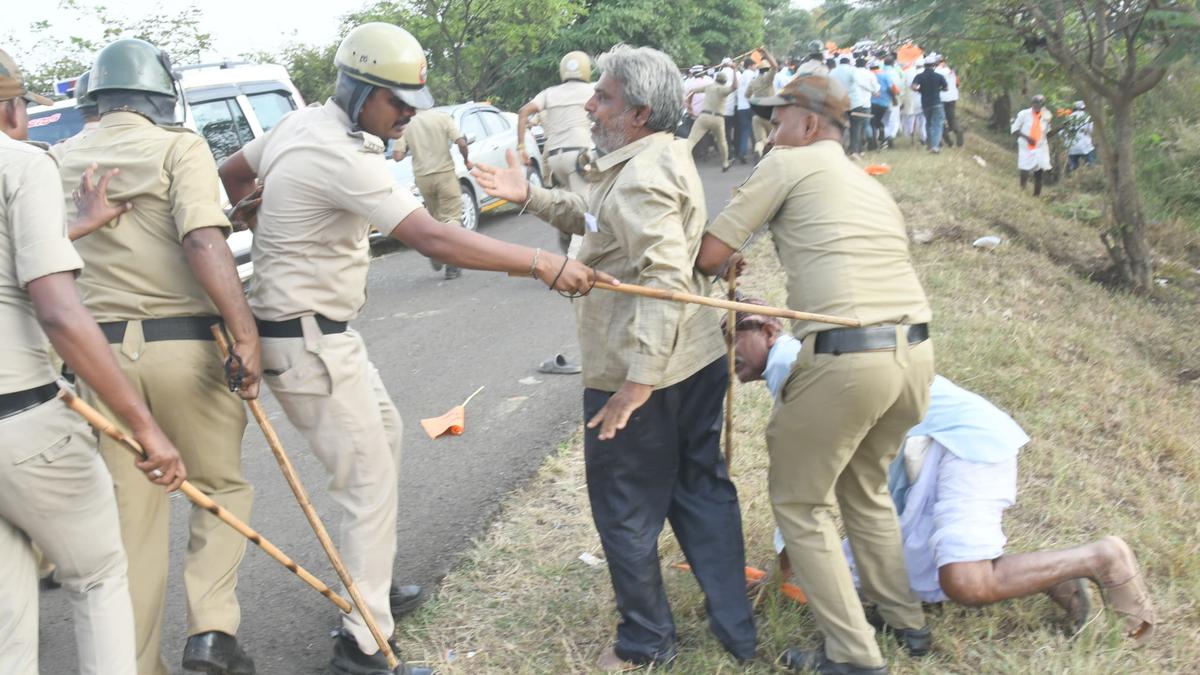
[394,126,1200,673]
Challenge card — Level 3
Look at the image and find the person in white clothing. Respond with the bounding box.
[935,60,964,147]
[1011,94,1053,196]
[846,57,880,156]
[900,62,925,145]
[727,303,1158,655]
[1066,100,1096,173]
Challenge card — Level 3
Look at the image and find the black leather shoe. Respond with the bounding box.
[327,630,433,675]
[865,606,932,656]
[182,631,255,674]
[443,266,461,280]
[780,647,887,674]
[390,583,425,620]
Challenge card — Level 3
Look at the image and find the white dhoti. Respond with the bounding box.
[1017,140,1052,172]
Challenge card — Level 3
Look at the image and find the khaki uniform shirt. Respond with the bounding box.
[51,119,100,157]
[0,134,84,394]
[699,82,735,115]
[526,131,724,391]
[746,68,777,99]
[706,140,931,339]
[52,112,229,322]
[393,110,462,177]
[242,100,422,322]
[531,80,593,151]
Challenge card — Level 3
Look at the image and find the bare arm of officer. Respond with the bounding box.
[181,227,261,400]
[28,272,186,491]
[762,47,780,72]
[389,207,617,294]
[219,152,258,210]
[516,100,541,165]
[455,136,472,170]
[696,233,738,277]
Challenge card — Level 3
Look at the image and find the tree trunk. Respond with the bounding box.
[989,93,1011,131]
[1098,99,1153,290]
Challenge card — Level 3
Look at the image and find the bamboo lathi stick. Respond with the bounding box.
[593,281,862,327]
[212,327,398,669]
[57,388,353,614]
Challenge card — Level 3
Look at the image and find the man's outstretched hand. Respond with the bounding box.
[471,149,529,204]
[69,164,132,241]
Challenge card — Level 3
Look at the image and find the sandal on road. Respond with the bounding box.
[539,353,581,375]
[1093,536,1157,646]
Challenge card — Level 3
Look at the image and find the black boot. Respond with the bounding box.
[182,631,255,674]
[327,630,433,675]
[780,646,887,674]
[390,584,425,620]
[865,606,933,657]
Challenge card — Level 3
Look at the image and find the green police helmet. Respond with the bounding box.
[89,38,178,98]
[74,70,92,101]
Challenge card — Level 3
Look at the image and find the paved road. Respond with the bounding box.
[38,155,752,674]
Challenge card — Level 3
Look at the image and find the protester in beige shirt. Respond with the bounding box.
[697,74,933,675]
[473,43,755,671]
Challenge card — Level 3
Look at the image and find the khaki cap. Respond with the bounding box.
[0,48,52,106]
[749,73,849,127]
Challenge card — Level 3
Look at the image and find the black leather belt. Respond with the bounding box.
[814,323,929,355]
[0,382,59,421]
[256,315,348,339]
[701,110,721,116]
[99,316,219,344]
[545,146,587,158]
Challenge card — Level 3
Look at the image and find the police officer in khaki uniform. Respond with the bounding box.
[392,109,470,279]
[697,74,934,675]
[745,48,779,159]
[52,38,261,675]
[0,47,186,675]
[517,51,594,256]
[685,68,738,171]
[217,23,607,675]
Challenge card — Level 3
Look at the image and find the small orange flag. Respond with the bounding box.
[864,164,891,176]
[781,582,808,604]
[420,386,484,440]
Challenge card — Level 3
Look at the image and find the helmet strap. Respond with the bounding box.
[333,71,375,127]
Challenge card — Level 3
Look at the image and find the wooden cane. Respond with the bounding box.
[56,388,353,614]
[212,327,399,669]
[508,271,860,326]
[724,266,736,468]
[594,281,862,327]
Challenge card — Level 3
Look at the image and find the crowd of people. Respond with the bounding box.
[0,23,1144,675]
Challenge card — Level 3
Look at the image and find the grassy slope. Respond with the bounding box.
[396,129,1200,674]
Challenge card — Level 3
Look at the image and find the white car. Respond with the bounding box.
[26,61,305,282]
[388,102,544,234]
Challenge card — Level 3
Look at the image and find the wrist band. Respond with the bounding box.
[548,255,570,290]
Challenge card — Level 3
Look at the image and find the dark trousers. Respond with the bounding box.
[869,103,889,150]
[943,100,964,146]
[583,358,755,664]
[848,106,870,154]
[724,113,736,147]
[734,108,753,161]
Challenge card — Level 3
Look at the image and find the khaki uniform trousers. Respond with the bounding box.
[86,328,250,675]
[687,113,729,168]
[415,169,463,227]
[260,322,402,655]
[546,149,588,258]
[752,116,772,155]
[0,397,137,675]
[768,335,934,667]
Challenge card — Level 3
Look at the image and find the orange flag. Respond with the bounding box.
[864,164,891,176]
[420,386,484,440]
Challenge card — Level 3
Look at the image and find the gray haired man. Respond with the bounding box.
[473,44,756,670]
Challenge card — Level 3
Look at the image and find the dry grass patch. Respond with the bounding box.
[398,134,1200,673]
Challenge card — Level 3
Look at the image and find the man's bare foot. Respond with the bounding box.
[1045,577,1091,634]
[1090,536,1156,645]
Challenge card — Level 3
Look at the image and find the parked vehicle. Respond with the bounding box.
[388,101,544,234]
[26,61,305,282]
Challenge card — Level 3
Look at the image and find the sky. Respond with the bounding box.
[6,0,826,68]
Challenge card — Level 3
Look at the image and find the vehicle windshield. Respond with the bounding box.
[27,106,86,145]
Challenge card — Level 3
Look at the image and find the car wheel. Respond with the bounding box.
[527,163,544,190]
[460,182,480,231]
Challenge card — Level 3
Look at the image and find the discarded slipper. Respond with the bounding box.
[538,353,581,375]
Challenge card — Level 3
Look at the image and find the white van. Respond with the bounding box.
[26,61,305,282]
